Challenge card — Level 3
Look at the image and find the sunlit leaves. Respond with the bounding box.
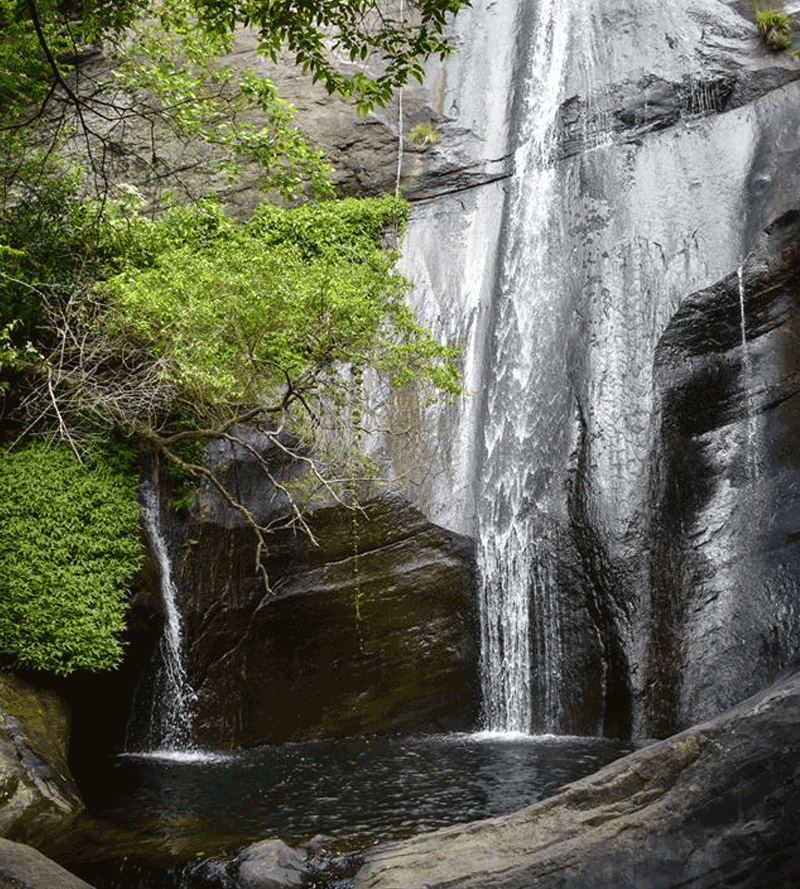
[102,196,460,418]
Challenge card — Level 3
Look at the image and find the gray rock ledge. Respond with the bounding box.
[0,838,96,889]
[353,667,800,889]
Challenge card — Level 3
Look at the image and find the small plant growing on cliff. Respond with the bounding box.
[0,442,142,675]
[756,7,793,51]
[409,122,441,147]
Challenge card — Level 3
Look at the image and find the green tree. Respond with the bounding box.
[2,192,460,570]
[1,0,468,203]
[0,0,465,605]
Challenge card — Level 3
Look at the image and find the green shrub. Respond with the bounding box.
[756,7,792,51]
[408,122,441,146]
[0,442,142,675]
[103,196,460,410]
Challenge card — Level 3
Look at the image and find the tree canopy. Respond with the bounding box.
[0,0,466,672]
[1,0,469,203]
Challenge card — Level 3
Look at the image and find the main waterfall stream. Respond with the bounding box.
[476,0,606,734]
[476,0,569,736]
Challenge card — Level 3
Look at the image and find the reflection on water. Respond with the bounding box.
[85,733,630,847]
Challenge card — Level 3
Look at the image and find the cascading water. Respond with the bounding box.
[737,265,761,479]
[135,482,196,752]
[476,0,573,735]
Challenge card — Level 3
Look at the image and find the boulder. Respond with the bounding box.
[0,838,95,889]
[352,665,800,889]
[0,669,83,843]
[236,838,307,889]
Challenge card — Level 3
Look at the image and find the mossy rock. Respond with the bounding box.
[0,669,83,842]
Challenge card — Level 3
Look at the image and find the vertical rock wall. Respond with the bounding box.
[378,0,800,738]
[648,211,800,735]
[125,440,479,750]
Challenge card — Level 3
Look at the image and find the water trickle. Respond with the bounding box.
[476,0,573,735]
[135,482,196,753]
[737,265,760,479]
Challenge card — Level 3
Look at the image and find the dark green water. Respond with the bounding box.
[73,732,631,887]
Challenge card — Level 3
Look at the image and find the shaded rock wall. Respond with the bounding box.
[181,492,479,747]
[125,439,479,750]
[647,210,800,735]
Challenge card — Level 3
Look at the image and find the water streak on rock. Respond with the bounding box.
[136,482,196,752]
[737,264,760,480]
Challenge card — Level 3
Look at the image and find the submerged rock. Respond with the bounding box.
[236,838,307,889]
[352,666,800,889]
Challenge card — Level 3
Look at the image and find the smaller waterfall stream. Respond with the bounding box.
[137,482,196,753]
[737,265,760,479]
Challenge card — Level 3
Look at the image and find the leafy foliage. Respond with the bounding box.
[107,5,336,202]
[0,169,102,337]
[102,195,460,418]
[0,441,142,675]
[1,191,460,556]
[409,122,441,146]
[756,7,792,51]
[0,0,52,116]
[0,0,466,636]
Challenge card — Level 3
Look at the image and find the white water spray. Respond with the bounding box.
[138,482,196,752]
[477,0,573,735]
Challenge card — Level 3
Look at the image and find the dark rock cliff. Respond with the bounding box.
[180,488,479,747]
[646,210,800,736]
[123,438,479,750]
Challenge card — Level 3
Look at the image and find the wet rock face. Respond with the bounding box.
[435,0,800,741]
[0,839,96,889]
[137,444,480,748]
[646,211,800,735]
[106,0,800,749]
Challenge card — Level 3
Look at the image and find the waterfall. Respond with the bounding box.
[476,0,573,735]
[737,265,760,479]
[136,482,196,752]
